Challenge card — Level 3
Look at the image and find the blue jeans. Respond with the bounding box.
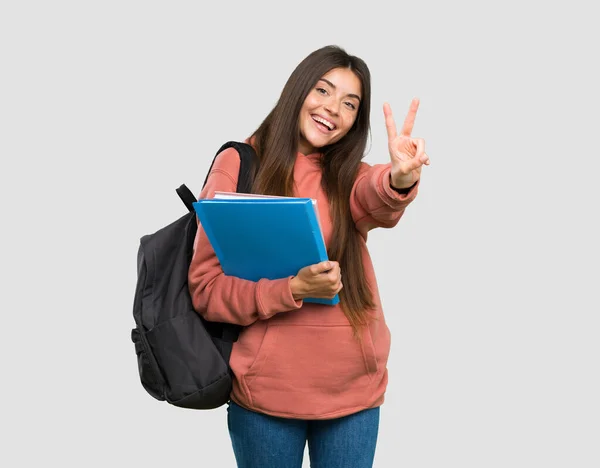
[227,400,380,468]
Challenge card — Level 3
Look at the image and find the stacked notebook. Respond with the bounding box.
[193,192,338,305]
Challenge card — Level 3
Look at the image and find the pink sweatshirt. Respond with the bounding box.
[188,145,419,420]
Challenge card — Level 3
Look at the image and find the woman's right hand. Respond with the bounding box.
[290,261,342,301]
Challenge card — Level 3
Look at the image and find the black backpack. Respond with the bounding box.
[131,141,257,409]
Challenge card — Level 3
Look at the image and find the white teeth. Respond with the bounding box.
[313,115,335,130]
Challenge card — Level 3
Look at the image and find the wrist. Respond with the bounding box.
[389,173,417,192]
[289,276,305,301]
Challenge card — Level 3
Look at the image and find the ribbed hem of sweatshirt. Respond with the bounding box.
[230,381,386,420]
[256,276,303,320]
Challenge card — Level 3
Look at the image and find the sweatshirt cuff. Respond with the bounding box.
[256,276,303,320]
[378,165,419,206]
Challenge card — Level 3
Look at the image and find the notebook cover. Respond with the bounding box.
[193,198,339,305]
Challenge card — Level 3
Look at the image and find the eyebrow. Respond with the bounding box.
[319,78,361,102]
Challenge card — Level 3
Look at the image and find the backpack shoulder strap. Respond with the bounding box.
[204,141,257,343]
[203,141,258,193]
[176,141,258,213]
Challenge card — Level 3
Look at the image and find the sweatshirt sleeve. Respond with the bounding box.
[188,147,303,326]
[350,162,419,235]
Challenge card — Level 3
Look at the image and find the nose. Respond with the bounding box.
[324,97,340,116]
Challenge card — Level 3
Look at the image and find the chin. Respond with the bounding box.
[306,130,335,150]
[306,138,327,150]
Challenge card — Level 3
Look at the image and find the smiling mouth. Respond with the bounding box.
[311,115,336,131]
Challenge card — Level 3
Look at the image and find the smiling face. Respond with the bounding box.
[297,67,362,155]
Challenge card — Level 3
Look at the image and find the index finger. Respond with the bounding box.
[383,102,397,142]
[400,98,420,137]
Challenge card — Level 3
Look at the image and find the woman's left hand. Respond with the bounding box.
[384,98,430,189]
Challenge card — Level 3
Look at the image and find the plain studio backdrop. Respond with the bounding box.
[1,1,598,467]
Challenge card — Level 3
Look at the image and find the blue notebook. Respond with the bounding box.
[193,195,339,305]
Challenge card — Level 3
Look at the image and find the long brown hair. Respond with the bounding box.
[251,45,375,335]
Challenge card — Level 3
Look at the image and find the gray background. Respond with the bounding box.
[2,1,598,467]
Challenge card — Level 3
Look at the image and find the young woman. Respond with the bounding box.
[188,45,429,468]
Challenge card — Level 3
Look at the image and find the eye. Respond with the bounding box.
[345,101,357,110]
[315,87,328,95]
